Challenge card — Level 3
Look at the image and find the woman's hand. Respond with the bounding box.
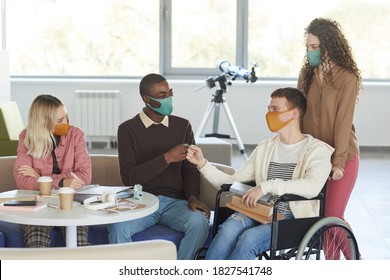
[63,178,85,190]
[331,167,344,180]
[17,165,39,178]
[186,145,207,168]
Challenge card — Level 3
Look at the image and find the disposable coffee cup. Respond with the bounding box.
[58,187,75,210]
[37,176,53,196]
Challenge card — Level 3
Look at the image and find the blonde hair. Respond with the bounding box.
[24,95,64,158]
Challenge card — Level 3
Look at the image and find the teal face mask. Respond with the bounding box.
[146,96,173,116]
[307,49,322,67]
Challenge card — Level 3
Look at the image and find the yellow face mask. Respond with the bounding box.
[53,123,70,136]
[265,109,293,132]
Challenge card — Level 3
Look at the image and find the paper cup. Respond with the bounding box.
[37,176,53,196]
[58,187,75,210]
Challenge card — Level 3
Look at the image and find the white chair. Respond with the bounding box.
[0,239,177,260]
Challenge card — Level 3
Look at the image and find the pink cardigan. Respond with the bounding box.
[14,126,91,190]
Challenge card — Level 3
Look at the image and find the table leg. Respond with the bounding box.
[65,225,77,247]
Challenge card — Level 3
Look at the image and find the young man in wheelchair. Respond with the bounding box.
[186,87,334,260]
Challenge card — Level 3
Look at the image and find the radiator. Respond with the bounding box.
[74,90,121,148]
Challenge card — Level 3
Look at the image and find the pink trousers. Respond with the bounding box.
[325,154,360,218]
[324,154,359,259]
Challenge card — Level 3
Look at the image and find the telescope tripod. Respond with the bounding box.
[195,88,248,160]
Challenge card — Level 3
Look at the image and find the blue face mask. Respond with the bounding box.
[146,96,173,116]
[307,49,322,67]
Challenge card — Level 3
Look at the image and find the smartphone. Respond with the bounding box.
[3,200,38,206]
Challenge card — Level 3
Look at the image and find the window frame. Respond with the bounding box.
[161,0,249,78]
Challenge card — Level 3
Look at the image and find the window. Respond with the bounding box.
[4,0,390,79]
[6,0,159,76]
[163,0,237,76]
[247,0,390,79]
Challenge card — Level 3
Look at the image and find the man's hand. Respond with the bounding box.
[186,145,207,168]
[164,144,189,164]
[242,186,264,208]
[188,195,211,220]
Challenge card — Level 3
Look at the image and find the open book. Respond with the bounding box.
[75,185,130,195]
[227,182,282,223]
[226,195,284,224]
[74,185,132,203]
[229,181,279,206]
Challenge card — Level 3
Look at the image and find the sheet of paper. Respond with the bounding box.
[75,185,131,195]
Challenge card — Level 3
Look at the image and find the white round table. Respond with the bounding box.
[0,190,159,247]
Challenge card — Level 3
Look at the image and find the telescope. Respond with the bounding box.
[194,60,258,160]
[217,60,257,83]
[194,60,258,92]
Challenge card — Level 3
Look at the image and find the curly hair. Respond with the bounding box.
[298,18,362,95]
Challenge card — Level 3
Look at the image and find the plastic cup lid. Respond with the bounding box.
[58,187,75,194]
[37,176,53,183]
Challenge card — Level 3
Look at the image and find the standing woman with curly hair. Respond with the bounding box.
[297,18,362,259]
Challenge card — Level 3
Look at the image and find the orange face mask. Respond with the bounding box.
[265,109,293,132]
[53,123,70,136]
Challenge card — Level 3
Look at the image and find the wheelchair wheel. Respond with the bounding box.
[296,217,359,260]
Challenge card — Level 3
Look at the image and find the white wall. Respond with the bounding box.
[0,51,10,103]
[10,78,390,146]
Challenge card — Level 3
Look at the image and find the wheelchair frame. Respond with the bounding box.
[195,183,360,260]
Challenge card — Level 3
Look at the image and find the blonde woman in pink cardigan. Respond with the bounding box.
[14,94,91,247]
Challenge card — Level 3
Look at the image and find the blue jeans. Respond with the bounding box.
[108,195,209,260]
[206,212,294,260]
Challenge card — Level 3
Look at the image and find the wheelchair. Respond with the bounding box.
[195,182,360,260]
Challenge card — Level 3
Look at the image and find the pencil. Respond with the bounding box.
[47,203,60,209]
[70,172,81,180]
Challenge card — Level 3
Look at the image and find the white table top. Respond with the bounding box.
[0,189,159,227]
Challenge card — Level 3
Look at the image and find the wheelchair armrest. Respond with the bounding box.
[279,193,324,202]
[220,180,255,192]
[220,184,232,192]
[272,192,325,223]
